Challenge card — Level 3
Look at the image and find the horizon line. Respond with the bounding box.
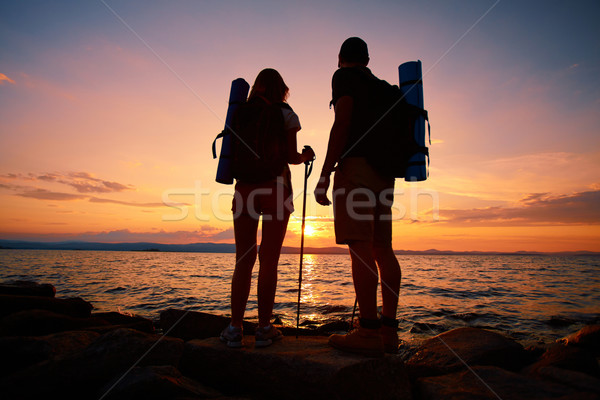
[0,239,599,256]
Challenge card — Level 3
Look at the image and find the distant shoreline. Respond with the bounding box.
[1,239,599,256]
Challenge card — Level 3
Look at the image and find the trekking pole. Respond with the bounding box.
[296,146,314,339]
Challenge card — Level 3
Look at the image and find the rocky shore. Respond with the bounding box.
[0,281,598,399]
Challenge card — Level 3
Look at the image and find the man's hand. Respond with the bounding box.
[314,175,331,206]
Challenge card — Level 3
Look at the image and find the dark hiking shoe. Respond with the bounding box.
[380,325,399,354]
[328,326,384,357]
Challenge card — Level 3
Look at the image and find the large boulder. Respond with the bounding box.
[524,343,600,378]
[316,320,351,334]
[0,328,185,399]
[0,281,56,297]
[0,294,92,318]
[180,336,411,400]
[92,312,155,333]
[0,309,111,336]
[99,365,223,399]
[417,365,597,400]
[532,366,600,395]
[0,330,100,376]
[406,327,527,377]
[0,309,156,337]
[74,327,185,370]
[160,308,317,340]
[160,308,256,341]
[559,325,600,356]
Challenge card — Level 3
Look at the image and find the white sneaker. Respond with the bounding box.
[220,324,243,348]
[255,324,283,348]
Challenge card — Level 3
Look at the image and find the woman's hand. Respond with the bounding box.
[301,146,315,164]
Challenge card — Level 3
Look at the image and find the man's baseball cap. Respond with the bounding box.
[339,37,369,63]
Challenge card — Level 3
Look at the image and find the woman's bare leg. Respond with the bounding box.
[257,214,289,327]
[230,213,259,328]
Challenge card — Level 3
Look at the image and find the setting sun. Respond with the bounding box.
[303,224,316,237]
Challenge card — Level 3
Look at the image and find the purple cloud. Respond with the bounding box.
[61,172,134,193]
[2,171,134,193]
[56,228,230,243]
[16,189,87,201]
[88,197,166,208]
[441,190,600,226]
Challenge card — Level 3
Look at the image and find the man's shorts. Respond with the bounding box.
[232,180,293,221]
[332,157,395,245]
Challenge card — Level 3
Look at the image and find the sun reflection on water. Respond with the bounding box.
[299,254,317,305]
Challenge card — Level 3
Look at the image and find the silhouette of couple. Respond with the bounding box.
[220,37,401,357]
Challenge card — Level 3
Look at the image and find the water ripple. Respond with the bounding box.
[0,250,598,345]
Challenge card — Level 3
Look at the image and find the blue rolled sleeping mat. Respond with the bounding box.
[213,78,250,184]
[399,60,429,182]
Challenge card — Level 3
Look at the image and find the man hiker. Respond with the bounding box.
[315,37,401,356]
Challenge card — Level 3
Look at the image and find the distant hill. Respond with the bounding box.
[0,240,236,253]
[0,240,598,256]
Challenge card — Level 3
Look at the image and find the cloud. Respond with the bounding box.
[8,185,155,206]
[15,191,178,208]
[0,182,30,191]
[1,171,134,193]
[88,197,166,208]
[72,229,216,243]
[37,173,60,182]
[2,172,162,207]
[431,151,600,204]
[59,172,134,193]
[440,190,600,226]
[207,227,235,240]
[0,228,233,244]
[0,73,15,85]
[16,189,88,201]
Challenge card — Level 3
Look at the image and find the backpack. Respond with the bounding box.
[346,69,429,179]
[230,97,288,183]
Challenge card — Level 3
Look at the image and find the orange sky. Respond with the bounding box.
[1,1,599,252]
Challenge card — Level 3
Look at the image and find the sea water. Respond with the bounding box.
[0,249,598,346]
